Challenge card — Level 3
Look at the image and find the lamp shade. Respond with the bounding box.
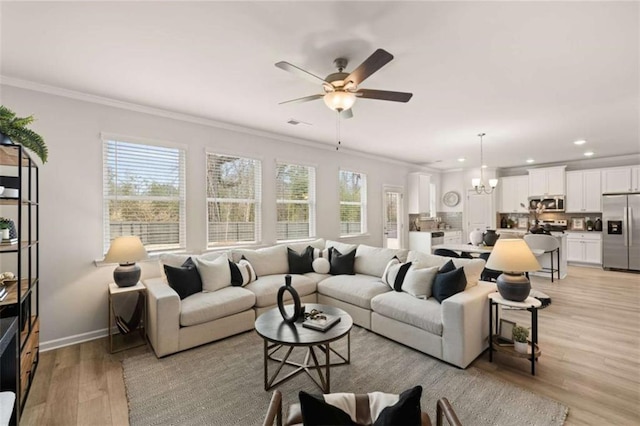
[485,239,540,273]
[104,236,148,265]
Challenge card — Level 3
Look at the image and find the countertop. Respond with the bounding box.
[496,228,568,238]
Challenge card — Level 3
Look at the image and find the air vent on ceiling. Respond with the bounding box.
[287,118,312,126]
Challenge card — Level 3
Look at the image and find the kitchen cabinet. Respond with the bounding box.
[566,170,602,212]
[443,230,462,245]
[528,166,566,196]
[601,167,637,193]
[499,175,529,213]
[408,173,433,215]
[566,232,602,265]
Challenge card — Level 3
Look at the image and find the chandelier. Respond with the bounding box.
[471,133,498,194]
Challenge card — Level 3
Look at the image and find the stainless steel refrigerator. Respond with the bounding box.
[602,193,640,271]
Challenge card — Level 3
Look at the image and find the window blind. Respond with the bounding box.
[103,139,186,253]
[339,169,367,236]
[276,162,316,241]
[207,153,262,246]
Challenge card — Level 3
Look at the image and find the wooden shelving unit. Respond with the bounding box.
[0,142,39,425]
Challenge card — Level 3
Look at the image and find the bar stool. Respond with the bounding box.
[523,234,560,282]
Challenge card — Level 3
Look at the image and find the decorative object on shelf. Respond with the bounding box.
[0,105,48,163]
[500,216,507,229]
[571,217,585,230]
[302,309,341,332]
[498,319,515,344]
[469,228,484,246]
[0,218,16,240]
[277,275,301,323]
[442,191,460,207]
[521,201,546,233]
[471,133,498,194]
[104,236,148,287]
[512,325,530,354]
[0,222,9,240]
[486,239,541,302]
[594,218,603,231]
[483,229,500,246]
[586,219,594,231]
[517,217,529,229]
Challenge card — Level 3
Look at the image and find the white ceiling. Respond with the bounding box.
[1,1,638,169]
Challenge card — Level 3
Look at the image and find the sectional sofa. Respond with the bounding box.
[144,238,496,368]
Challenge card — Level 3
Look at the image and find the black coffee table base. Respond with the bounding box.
[263,332,350,393]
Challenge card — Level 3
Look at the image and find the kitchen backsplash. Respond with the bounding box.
[497,212,603,231]
[409,212,462,231]
[438,212,463,229]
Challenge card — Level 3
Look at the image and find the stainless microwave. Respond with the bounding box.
[528,196,565,212]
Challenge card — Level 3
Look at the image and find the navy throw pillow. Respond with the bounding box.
[299,391,355,426]
[164,257,202,300]
[439,259,456,273]
[373,385,423,426]
[329,247,356,275]
[432,267,467,303]
[287,246,314,274]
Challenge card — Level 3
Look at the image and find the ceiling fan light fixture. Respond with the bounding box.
[323,90,356,112]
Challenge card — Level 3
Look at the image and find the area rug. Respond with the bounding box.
[123,327,567,425]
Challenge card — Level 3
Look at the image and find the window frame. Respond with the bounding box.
[339,169,368,237]
[102,134,187,254]
[275,161,317,242]
[206,151,263,247]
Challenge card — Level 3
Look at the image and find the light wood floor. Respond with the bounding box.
[21,266,640,425]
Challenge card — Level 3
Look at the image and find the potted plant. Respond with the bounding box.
[0,105,48,163]
[586,219,594,231]
[0,222,9,240]
[512,325,530,354]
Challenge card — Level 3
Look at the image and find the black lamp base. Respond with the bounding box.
[113,263,141,287]
[496,272,531,302]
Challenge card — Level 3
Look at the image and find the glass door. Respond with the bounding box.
[383,188,403,249]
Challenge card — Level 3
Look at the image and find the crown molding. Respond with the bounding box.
[0,75,432,171]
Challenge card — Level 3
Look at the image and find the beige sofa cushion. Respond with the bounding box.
[244,274,316,307]
[407,251,485,289]
[371,292,443,336]
[193,254,231,292]
[180,287,256,327]
[325,240,358,256]
[159,251,229,278]
[284,238,326,254]
[231,245,288,277]
[304,272,331,284]
[317,274,390,309]
[354,244,409,277]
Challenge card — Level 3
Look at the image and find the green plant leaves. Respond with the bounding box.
[0,105,48,163]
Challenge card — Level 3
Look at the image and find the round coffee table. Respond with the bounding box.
[255,303,353,393]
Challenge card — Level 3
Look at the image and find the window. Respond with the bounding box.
[276,162,316,241]
[207,153,262,246]
[339,169,367,236]
[103,138,186,253]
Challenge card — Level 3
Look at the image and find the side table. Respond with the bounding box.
[108,282,147,353]
[488,293,542,375]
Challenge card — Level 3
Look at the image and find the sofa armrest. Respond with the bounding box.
[441,281,496,368]
[144,277,181,357]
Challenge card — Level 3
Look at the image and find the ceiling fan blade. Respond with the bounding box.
[275,61,328,85]
[278,94,324,105]
[356,89,413,103]
[340,108,354,119]
[345,49,394,86]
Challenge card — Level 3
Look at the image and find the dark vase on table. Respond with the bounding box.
[483,229,499,246]
[277,275,302,324]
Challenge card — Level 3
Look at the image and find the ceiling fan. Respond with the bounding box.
[275,48,413,119]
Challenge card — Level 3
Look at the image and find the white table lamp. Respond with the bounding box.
[104,236,148,287]
[485,239,541,301]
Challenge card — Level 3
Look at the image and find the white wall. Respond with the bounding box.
[1,85,415,348]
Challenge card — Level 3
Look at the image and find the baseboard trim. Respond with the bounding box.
[40,328,108,352]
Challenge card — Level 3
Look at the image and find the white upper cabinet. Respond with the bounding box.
[566,170,601,212]
[602,167,633,193]
[632,166,640,192]
[499,175,529,213]
[528,166,566,196]
[408,173,432,215]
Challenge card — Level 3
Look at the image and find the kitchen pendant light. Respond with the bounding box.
[472,133,498,194]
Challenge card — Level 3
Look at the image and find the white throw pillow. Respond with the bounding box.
[312,258,331,274]
[193,254,231,292]
[160,251,228,279]
[382,258,413,291]
[230,258,257,286]
[402,266,439,298]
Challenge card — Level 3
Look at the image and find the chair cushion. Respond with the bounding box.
[317,274,390,309]
[407,251,484,289]
[231,245,289,277]
[354,244,409,277]
[244,274,316,307]
[371,292,443,336]
[179,286,255,327]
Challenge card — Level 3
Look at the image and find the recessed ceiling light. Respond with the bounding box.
[458,158,465,162]
[584,151,594,157]
[574,140,587,145]
[526,158,535,164]
[481,164,488,169]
